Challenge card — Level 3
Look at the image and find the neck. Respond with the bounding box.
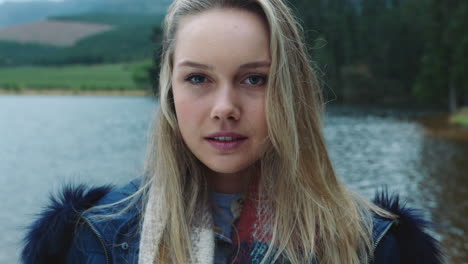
[207,165,259,194]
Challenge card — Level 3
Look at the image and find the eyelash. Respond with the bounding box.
[185,74,209,85]
[243,75,267,86]
[184,74,267,86]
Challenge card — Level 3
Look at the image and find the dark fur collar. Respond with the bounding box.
[373,190,444,263]
[21,184,444,263]
[21,184,112,264]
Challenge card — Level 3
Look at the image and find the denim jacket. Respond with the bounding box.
[21,179,443,264]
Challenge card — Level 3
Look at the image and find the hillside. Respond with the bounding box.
[47,12,164,26]
[50,13,164,26]
[0,0,171,27]
[0,20,114,47]
[0,13,163,66]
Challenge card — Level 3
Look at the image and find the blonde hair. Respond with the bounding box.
[140,0,393,263]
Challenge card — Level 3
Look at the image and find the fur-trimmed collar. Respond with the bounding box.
[21,184,113,264]
[21,182,444,263]
[372,191,444,263]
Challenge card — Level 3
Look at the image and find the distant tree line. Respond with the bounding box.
[0,25,155,65]
[49,13,164,26]
[2,3,465,110]
[285,0,467,110]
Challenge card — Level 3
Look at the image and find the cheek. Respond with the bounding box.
[250,96,268,135]
[174,94,194,130]
[173,87,207,139]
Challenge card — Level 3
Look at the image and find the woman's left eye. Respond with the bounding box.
[244,75,267,86]
[186,74,208,84]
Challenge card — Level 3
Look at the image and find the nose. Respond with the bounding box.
[210,83,240,121]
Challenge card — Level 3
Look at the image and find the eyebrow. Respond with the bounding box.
[177,60,270,70]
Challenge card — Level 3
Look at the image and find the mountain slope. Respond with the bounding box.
[0,0,171,27]
[0,20,113,46]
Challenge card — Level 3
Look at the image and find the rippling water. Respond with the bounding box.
[0,96,466,263]
[326,107,468,263]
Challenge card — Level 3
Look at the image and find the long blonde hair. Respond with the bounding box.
[142,0,391,263]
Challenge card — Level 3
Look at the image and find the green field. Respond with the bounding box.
[0,60,153,92]
[451,107,468,127]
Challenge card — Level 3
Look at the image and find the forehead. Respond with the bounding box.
[173,8,270,65]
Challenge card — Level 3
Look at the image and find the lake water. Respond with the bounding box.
[0,96,466,263]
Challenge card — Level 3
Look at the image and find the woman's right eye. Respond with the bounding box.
[186,75,207,84]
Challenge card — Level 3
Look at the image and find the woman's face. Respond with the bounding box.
[172,8,270,186]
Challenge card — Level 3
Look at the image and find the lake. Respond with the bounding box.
[0,95,466,263]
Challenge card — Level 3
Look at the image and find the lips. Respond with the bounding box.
[205,132,247,151]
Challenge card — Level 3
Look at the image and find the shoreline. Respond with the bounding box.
[416,113,468,141]
[0,88,151,97]
[450,107,468,127]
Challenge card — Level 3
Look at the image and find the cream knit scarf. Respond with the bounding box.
[138,184,215,264]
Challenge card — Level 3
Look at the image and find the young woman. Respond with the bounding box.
[22,0,443,263]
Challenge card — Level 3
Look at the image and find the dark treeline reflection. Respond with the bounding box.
[418,137,468,263]
[282,0,468,109]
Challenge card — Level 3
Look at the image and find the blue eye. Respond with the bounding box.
[186,75,207,84]
[245,75,266,86]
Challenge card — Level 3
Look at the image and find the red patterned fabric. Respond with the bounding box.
[230,180,274,263]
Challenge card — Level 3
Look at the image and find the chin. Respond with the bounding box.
[205,161,253,175]
[207,165,246,175]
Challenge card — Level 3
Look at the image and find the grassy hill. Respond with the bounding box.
[0,13,163,66]
[0,20,114,47]
[0,13,162,94]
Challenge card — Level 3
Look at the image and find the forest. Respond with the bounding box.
[0,0,466,110]
[285,0,467,111]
